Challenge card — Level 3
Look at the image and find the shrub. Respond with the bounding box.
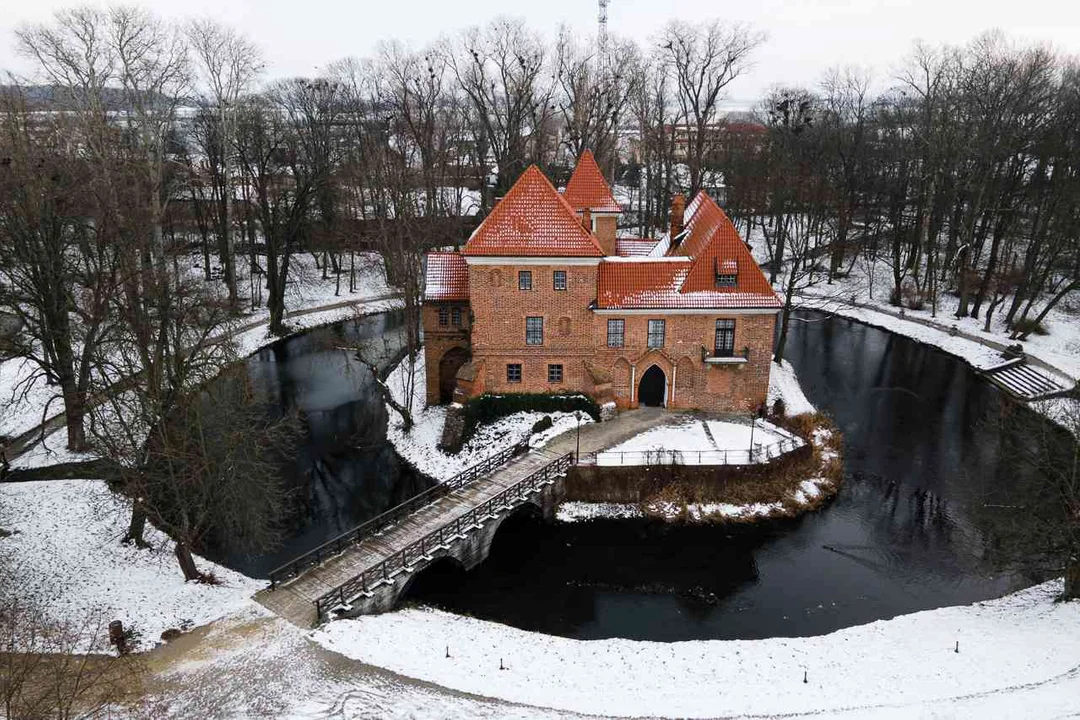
[1012,318,1048,336]
[531,416,554,434]
[460,392,600,445]
[771,398,786,418]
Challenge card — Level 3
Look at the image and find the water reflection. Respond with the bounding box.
[200,311,435,578]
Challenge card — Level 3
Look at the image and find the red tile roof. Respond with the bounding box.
[424,251,469,301]
[597,194,780,310]
[462,165,605,257]
[562,150,622,214]
[615,238,660,257]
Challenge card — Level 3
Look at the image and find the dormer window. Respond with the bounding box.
[715,258,738,287]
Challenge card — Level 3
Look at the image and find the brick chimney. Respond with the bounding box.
[581,208,592,232]
[670,194,686,239]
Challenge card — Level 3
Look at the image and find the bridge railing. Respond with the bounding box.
[314,451,574,621]
[268,436,531,589]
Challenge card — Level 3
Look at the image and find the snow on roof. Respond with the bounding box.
[598,193,780,310]
[461,165,605,258]
[562,150,622,214]
[424,251,469,301]
[615,238,660,257]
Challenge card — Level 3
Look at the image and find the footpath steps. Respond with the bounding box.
[982,359,1071,401]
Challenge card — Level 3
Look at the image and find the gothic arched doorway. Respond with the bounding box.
[638,365,667,407]
[438,347,469,404]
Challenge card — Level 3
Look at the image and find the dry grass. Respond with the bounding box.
[636,413,845,524]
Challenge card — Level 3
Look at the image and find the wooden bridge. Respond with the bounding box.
[254,408,669,628]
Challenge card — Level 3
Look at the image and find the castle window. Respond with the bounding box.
[548,364,563,383]
[553,270,567,291]
[647,319,665,349]
[438,306,449,326]
[526,316,544,345]
[607,319,624,348]
[507,364,522,383]
[518,270,533,290]
[451,306,462,327]
[715,319,735,357]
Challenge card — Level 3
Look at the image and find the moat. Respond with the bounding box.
[210,309,1066,641]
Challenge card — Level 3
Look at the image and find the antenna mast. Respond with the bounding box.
[598,0,610,63]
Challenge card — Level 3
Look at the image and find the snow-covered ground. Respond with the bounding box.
[312,579,1080,719]
[0,480,261,651]
[595,416,798,466]
[769,358,817,416]
[383,352,589,481]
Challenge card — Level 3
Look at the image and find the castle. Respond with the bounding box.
[422,151,781,414]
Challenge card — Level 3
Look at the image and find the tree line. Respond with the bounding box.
[715,34,1079,364]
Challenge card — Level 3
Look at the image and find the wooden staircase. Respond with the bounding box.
[982,358,1072,401]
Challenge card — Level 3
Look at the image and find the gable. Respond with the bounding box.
[462,165,605,257]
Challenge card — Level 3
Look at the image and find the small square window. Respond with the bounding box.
[607,319,624,348]
[507,364,522,383]
[553,270,567,291]
[518,270,532,291]
[548,364,563,383]
[451,306,462,327]
[647,319,665,349]
[438,306,449,326]
[526,316,543,345]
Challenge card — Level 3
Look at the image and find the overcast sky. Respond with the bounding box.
[2,0,1078,104]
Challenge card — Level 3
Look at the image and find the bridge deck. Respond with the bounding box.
[254,407,668,627]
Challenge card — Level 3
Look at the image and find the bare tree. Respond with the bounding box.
[446,18,555,203]
[97,369,297,580]
[186,18,265,309]
[659,20,764,197]
[0,89,119,451]
[554,30,640,174]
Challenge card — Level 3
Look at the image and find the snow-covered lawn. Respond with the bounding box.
[312,579,1080,718]
[0,480,260,651]
[8,426,97,470]
[596,417,797,466]
[383,352,588,482]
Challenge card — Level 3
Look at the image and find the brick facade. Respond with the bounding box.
[421,157,780,416]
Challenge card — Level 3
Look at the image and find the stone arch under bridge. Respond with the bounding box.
[336,495,553,618]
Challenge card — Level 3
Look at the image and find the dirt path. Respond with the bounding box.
[138,605,586,719]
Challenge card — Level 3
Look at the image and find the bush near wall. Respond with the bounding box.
[460,392,601,445]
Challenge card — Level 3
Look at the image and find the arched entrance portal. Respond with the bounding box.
[638,365,667,407]
[438,347,469,404]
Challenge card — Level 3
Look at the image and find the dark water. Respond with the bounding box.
[403,312,1065,641]
[203,310,435,578]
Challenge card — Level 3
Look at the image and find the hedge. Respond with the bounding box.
[459,392,601,445]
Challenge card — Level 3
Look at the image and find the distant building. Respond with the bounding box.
[422,150,780,414]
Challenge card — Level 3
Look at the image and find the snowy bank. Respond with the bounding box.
[768,358,816,416]
[312,579,1080,718]
[0,480,260,651]
[383,352,589,482]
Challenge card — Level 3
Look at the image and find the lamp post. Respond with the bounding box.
[575,410,582,464]
[748,412,756,463]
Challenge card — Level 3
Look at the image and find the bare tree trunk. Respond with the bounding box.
[1067,556,1080,600]
[174,542,202,582]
